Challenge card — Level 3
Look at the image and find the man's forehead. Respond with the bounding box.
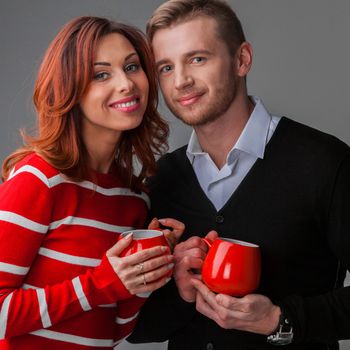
[151,17,220,61]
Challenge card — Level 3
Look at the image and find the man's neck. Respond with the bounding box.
[194,95,254,169]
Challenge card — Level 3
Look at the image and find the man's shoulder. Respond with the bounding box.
[158,145,188,168]
[279,117,350,157]
[148,145,189,189]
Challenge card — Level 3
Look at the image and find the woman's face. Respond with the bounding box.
[80,32,149,146]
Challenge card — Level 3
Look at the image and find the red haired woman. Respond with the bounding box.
[0,16,183,349]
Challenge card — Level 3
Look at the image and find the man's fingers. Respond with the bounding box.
[177,255,203,272]
[195,286,217,319]
[205,230,218,242]
[163,229,176,250]
[175,236,207,253]
[174,246,206,264]
[148,217,160,230]
[191,278,216,304]
[158,218,185,242]
[216,293,240,309]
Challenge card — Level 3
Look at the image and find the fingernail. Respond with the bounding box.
[158,218,166,224]
[123,232,133,240]
[167,263,174,269]
[165,277,171,284]
[161,246,168,252]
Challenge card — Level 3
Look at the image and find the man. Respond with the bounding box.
[128,0,350,349]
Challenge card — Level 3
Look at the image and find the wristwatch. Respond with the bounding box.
[267,306,294,345]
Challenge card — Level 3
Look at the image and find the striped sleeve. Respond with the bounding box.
[113,295,149,346]
[0,162,132,340]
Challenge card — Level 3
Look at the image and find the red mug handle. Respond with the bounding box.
[202,237,214,249]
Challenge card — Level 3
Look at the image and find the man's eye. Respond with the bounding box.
[93,72,109,81]
[159,65,172,74]
[125,63,139,72]
[192,57,205,64]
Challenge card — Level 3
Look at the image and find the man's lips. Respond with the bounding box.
[177,93,204,106]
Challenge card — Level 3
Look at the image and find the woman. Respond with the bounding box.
[0,16,183,349]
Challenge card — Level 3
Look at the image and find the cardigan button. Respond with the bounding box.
[215,215,224,224]
[205,342,214,350]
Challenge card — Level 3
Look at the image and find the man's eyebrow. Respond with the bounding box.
[184,50,213,58]
[155,59,170,69]
[155,50,213,68]
[93,52,138,67]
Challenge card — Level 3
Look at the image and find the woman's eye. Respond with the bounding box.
[93,72,109,81]
[125,63,139,72]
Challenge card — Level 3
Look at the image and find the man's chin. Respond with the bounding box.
[175,115,204,127]
[175,112,220,127]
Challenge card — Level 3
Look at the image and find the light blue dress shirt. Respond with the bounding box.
[186,96,281,211]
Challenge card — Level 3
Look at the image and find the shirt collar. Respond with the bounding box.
[186,96,272,164]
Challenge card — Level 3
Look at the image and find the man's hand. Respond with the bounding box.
[191,278,280,335]
[173,231,218,302]
[148,217,185,251]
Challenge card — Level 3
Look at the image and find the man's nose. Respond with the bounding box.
[174,67,194,90]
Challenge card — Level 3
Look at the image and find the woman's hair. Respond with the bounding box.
[147,0,246,57]
[2,16,169,191]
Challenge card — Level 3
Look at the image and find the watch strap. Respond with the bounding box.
[267,305,294,345]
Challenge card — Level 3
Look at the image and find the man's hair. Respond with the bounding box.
[147,0,246,56]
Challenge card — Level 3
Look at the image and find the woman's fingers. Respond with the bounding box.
[126,245,170,264]
[143,262,174,283]
[106,232,133,257]
[105,235,175,295]
[130,274,172,295]
[133,254,173,275]
[125,258,174,295]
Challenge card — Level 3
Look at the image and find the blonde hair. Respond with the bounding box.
[147,0,246,56]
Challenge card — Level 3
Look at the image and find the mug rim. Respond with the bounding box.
[220,237,259,248]
[121,229,163,240]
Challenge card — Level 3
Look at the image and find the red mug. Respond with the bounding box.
[201,237,261,296]
[118,229,171,297]
[118,229,170,257]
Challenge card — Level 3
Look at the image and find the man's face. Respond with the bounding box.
[152,16,240,127]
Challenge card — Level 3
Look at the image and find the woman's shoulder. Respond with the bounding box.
[8,152,60,186]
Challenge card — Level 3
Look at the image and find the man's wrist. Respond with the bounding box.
[267,305,294,345]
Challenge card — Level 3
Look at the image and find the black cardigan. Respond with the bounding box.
[129,117,350,350]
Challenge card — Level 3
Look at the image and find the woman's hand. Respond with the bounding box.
[148,217,185,251]
[106,233,174,295]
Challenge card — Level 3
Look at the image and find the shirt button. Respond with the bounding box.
[206,343,214,350]
[216,215,224,223]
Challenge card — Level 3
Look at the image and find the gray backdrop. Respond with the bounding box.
[1,1,349,349]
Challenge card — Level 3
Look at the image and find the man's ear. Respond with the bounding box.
[234,42,253,78]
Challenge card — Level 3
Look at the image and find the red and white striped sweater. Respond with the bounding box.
[0,153,150,349]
